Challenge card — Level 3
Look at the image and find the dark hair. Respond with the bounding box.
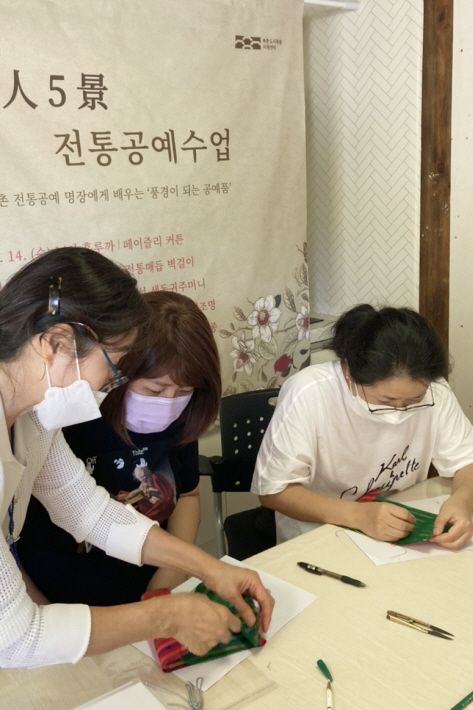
[330,304,449,384]
[101,291,221,444]
[0,246,147,362]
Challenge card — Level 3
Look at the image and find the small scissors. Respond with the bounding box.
[386,610,454,639]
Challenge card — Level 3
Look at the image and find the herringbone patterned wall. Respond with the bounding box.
[303,0,423,316]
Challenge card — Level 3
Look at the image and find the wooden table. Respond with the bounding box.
[2,477,473,710]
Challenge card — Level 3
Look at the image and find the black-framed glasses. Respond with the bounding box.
[99,347,129,393]
[359,384,435,414]
[65,322,128,394]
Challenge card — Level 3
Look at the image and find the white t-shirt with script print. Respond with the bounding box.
[251,359,473,543]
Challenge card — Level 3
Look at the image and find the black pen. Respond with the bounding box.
[297,561,366,588]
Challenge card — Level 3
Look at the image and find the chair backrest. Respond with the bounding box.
[220,388,280,462]
[210,388,280,493]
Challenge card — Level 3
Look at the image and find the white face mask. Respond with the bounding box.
[349,383,415,425]
[34,355,102,431]
[124,389,193,434]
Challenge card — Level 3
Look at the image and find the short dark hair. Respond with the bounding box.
[0,247,147,362]
[101,291,221,444]
[330,304,449,384]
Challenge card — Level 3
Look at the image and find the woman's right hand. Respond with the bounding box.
[356,501,415,542]
[148,592,242,656]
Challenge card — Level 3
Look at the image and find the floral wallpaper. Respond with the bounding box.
[219,242,310,395]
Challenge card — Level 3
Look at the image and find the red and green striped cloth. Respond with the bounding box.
[142,583,265,672]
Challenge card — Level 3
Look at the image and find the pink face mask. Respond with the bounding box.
[124,389,193,434]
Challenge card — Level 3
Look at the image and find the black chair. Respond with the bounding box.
[201,388,279,560]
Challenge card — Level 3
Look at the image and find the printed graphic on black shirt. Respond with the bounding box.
[115,456,176,523]
[84,442,178,526]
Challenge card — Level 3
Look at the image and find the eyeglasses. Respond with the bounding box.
[67,325,128,393]
[99,347,129,393]
[64,322,128,393]
[359,383,435,414]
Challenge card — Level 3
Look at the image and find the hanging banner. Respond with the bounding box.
[0,0,308,393]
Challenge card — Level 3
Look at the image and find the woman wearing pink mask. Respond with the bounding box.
[19,291,220,604]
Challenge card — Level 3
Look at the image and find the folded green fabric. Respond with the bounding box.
[143,584,265,672]
[350,497,451,545]
[374,498,451,545]
[386,501,439,545]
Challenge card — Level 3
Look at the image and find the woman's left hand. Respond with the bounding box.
[431,499,473,549]
[203,562,275,632]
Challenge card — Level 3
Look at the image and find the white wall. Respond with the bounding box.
[450,0,473,421]
[304,0,423,317]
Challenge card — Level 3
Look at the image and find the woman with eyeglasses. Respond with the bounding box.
[0,247,273,669]
[18,291,220,604]
[251,304,473,548]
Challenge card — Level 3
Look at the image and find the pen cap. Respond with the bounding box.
[316,659,333,682]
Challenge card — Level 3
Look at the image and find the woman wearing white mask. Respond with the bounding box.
[19,292,219,603]
[251,305,473,548]
[0,250,273,669]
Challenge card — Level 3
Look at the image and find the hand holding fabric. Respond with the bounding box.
[149,591,242,657]
[144,585,266,671]
[356,501,416,542]
[431,498,473,549]
[202,561,274,632]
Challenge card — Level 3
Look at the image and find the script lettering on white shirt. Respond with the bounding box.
[341,445,421,498]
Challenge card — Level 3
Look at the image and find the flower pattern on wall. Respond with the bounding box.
[230,336,257,376]
[219,243,310,394]
[247,296,281,342]
[296,303,310,341]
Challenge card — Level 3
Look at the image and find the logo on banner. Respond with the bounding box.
[235,35,261,50]
[234,35,283,52]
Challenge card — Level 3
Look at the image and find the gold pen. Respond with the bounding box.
[386,610,454,640]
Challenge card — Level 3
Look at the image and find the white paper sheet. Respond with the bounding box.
[345,495,473,566]
[73,681,166,709]
[133,555,316,691]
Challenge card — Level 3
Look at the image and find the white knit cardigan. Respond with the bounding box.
[0,402,156,668]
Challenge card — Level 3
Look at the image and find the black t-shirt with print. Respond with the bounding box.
[17,418,199,606]
[65,418,199,525]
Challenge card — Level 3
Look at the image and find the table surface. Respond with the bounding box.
[2,477,473,710]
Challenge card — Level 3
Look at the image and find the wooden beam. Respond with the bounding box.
[419,0,453,350]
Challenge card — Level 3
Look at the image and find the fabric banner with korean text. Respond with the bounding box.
[0,0,308,394]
